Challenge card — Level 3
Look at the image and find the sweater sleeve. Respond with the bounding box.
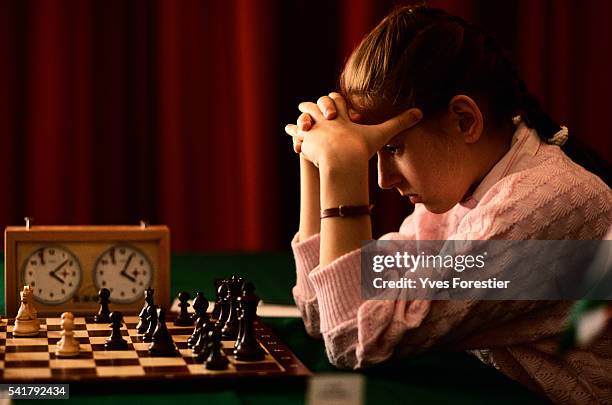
[291,233,322,338]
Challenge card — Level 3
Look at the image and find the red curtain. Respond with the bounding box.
[0,0,279,251]
[1,1,610,252]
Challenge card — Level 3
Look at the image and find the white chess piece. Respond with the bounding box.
[55,312,80,357]
[13,285,40,337]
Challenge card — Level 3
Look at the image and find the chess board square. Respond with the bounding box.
[233,362,282,372]
[86,322,126,331]
[50,350,94,359]
[186,364,207,374]
[93,350,139,359]
[123,316,139,324]
[95,358,141,367]
[52,367,97,378]
[47,329,89,339]
[3,367,51,379]
[0,332,6,339]
[5,352,50,361]
[91,343,135,351]
[139,357,186,367]
[48,344,93,353]
[7,331,47,339]
[132,342,150,351]
[143,365,189,374]
[6,344,49,352]
[5,360,51,368]
[48,336,91,346]
[169,328,193,336]
[0,324,6,332]
[96,366,145,377]
[47,324,87,331]
[50,359,96,369]
[88,330,129,337]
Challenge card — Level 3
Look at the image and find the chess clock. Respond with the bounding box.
[4,221,170,317]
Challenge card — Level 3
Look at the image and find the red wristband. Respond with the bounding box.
[320,204,373,219]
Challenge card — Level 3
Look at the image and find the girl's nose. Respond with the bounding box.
[377,152,401,189]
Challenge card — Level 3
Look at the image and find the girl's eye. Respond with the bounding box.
[383,145,400,154]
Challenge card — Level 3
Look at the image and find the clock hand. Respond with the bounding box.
[48,259,68,284]
[120,253,136,282]
[49,272,65,284]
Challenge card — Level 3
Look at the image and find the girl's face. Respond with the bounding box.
[376,115,476,213]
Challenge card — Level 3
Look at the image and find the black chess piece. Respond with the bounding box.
[191,291,207,323]
[234,282,265,361]
[211,280,227,320]
[174,291,193,326]
[148,307,178,357]
[143,304,158,342]
[94,288,111,323]
[221,276,242,339]
[187,292,208,348]
[193,320,216,362]
[104,311,128,350]
[136,287,154,334]
[234,300,245,350]
[204,323,229,370]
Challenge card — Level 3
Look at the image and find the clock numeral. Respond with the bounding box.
[49,248,55,255]
[101,259,108,265]
[30,260,37,266]
[119,248,126,254]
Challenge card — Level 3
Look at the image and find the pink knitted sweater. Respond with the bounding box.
[291,124,612,404]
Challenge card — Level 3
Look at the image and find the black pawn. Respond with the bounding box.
[94,288,111,323]
[234,282,265,361]
[204,323,229,370]
[188,293,208,347]
[174,291,193,326]
[143,305,158,342]
[104,311,128,350]
[136,287,155,334]
[149,307,178,357]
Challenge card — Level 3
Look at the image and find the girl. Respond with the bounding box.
[284,5,612,404]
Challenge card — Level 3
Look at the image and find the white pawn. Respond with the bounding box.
[55,312,80,357]
[13,285,40,337]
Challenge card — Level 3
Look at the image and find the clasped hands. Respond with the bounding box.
[284,92,423,170]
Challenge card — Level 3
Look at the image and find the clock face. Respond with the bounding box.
[22,246,82,305]
[94,245,153,304]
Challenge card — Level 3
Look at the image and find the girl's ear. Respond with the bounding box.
[449,95,484,143]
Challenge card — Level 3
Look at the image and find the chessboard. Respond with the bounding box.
[0,314,311,384]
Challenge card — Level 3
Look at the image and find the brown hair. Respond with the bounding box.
[339,5,560,138]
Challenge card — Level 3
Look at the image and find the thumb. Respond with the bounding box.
[372,108,423,145]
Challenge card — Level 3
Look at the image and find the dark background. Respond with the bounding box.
[1,0,610,252]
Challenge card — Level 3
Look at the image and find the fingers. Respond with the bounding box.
[328,92,349,119]
[349,109,363,122]
[298,102,325,121]
[374,108,423,142]
[317,96,337,119]
[297,113,313,131]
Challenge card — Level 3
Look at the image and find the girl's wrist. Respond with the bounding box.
[319,161,369,208]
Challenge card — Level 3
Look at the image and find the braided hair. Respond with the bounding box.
[340,5,610,184]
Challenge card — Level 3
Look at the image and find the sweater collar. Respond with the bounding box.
[467,123,541,204]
